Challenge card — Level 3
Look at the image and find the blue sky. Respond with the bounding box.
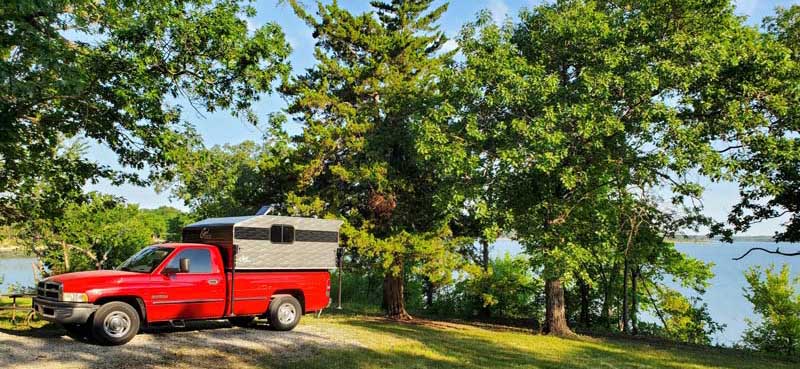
[87,0,798,235]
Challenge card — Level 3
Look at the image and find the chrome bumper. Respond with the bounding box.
[32,297,97,324]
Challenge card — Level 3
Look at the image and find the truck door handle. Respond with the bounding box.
[208,279,219,285]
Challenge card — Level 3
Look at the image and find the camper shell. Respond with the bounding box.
[182,215,343,270]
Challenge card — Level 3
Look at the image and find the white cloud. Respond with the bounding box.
[440,39,459,54]
[488,0,510,25]
[246,18,259,34]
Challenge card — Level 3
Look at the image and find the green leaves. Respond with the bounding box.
[17,192,188,272]
[284,0,466,284]
[743,264,800,355]
[0,0,290,225]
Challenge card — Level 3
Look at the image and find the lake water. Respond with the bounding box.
[0,256,38,292]
[2,241,798,345]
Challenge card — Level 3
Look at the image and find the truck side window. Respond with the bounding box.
[270,224,295,244]
[166,249,213,273]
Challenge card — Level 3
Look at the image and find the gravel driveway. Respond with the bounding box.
[0,320,362,369]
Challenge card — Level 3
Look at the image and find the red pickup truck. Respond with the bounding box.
[32,215,342,345]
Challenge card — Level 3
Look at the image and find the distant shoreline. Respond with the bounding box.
[495,236,795,244]
[667,236,788,244]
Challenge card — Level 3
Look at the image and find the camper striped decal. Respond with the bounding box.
[234,227,338,243]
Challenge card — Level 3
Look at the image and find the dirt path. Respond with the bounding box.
[0,320,362,369]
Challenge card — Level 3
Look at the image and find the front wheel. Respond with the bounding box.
[91,301,140,345]
[268,296,301,331]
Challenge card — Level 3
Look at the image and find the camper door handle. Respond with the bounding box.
[208,279,219,285]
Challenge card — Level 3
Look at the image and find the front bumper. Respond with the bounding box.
[32,297,98,324]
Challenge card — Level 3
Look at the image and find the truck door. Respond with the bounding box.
[152,247,226,320]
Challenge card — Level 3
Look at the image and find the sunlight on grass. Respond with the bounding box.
[275,316,796,369]
[0,296,51,331]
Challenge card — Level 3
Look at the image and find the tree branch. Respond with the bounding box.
[732,247,800,260]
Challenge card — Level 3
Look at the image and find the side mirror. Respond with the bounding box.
[179,258,190,273]
[163,267,179,275]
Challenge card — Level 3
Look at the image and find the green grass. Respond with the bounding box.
[0,296,51,331]
[1,297,794,369]
[281,315,796,369]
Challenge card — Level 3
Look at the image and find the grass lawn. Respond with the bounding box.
[0,296,51,331]
[1,297,795,369]
[281,315,795,369]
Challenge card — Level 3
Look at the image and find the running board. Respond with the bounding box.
[170,320,186,328]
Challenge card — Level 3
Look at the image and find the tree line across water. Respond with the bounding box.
[1,0,799,357]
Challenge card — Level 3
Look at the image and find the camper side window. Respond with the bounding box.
[270,225,295,244]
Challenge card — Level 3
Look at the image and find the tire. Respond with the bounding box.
[90,301,140,345]
[228,316,255,327]
[268,296,302,331]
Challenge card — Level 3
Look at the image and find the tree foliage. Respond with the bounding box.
[0,0,291,224]
[447,0,752,335]
[283,0,468,319]
[742,264,800,355]
[17,193,188,273]
[166,115,297,218]
[716,5,800,242]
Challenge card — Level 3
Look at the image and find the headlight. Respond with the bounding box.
[61,292,89,303]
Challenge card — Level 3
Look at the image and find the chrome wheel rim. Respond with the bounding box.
[277,303,297,325]
[103,311,131,338]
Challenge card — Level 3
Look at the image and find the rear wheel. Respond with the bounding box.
[268,296,301,331]
[228,316,255,327]
[91,301,140,345]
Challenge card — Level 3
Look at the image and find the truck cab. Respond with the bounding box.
[33,215,342,345]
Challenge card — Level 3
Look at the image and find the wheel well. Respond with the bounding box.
[94,296,147,323]
[271,290,305,313]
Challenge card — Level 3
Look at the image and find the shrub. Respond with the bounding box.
[429,254,544,321]
[742,264,800,355]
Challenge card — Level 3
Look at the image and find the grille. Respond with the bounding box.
[36,281,62,300]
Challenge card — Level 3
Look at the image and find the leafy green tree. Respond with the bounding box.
[459,254,544,320]
[19,193,158,272]
[714,5,800,243]
[450,0,752,335]
[742,264,800,355]
[0,0,291,224]
[166,115,297,218]
[638,288,725,345]
[283,0,468,319]
[139,207,195,242]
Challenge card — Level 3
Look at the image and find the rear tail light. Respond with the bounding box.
[326,283,331,298]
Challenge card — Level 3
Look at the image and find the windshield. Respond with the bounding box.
[117,246,174,273]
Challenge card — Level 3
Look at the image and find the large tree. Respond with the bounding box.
[450,0,754,335]
[0,0,290,223]
[283,0,468,319]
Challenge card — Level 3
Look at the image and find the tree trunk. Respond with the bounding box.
[481,239,490,271]
[479,239,491,318]
[543,278,573,336]
[383,271,411,320]
[631,266,639,335]
[600,263,618,328]
[578,276,590,328]
[423,277,434,309]
[62,241,70,272]
[621,257,630,333]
